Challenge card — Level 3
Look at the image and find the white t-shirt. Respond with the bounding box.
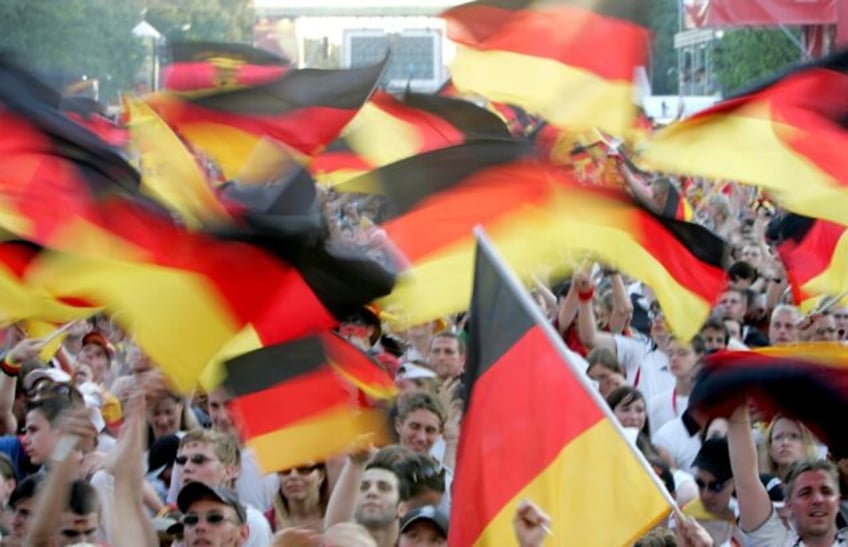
[652,416,702,475]
[244,505,273,547]
[648,388,689,436]
[614,335,675,400]
[738,507,848,547]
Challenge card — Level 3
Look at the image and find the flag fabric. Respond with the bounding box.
[450,231,671,546]
[60,96,128,147]
[124,98,229,227]
[222,334,390,473]
[163,41,290,93]
[689,344,848,459]
[338,141,728,341]
[0,241,98,324]
[769,213,848,311]
[642,49,848,226]
[146,59,387,180]
[312,90,510,186]
[442,0,650,137]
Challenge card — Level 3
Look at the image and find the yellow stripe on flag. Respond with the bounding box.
[451,46,635,137]
[199,324,263,391]
[344,102,425,167]
[474,419,670,547]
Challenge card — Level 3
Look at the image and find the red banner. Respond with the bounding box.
[683,0,837,29]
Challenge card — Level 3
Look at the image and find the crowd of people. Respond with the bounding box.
[0,161,845,547]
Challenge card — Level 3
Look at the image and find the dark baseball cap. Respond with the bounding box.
[177,482,246,524]
[400,505,449,538]
[693,437,733,483]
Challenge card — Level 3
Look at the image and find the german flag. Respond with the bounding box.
[310,139,374,186]
[146,59,387,180]
[124,98,229,228]
[222,334,391,473]
[0,241,98,324]
[450,231,671,546]
[163,41,290,93]
[338,141,728,341]
[60,96,128,147]
[442,0,649,137]
[769,213,848,310]
[318,90,510,185]
[642,49,848,226]
[689,343,848,459]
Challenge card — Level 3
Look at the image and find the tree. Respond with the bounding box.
[646,0,680,95]
[144,0,254,44]
[713,27,802,95]
[0,0,145,104]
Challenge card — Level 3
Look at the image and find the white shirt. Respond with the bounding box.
[614,334,675,400]
[648,388,689,436]
[652,416,702,475]
[244,505,273,547]
[738,506,848,547]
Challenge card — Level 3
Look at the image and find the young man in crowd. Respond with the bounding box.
[177,482,250,547]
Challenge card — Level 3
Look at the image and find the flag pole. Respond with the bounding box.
[472,226,681,513]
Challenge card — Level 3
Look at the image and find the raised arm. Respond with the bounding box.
[607,272,633,335]
[574,273,617,355]
[0,337,46,435]
[727,406,772,532]
[323,448,369,530]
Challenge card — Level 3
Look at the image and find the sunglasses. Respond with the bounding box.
[175,454,215,466]
[59,528,97,539]
[182,512,237,527]
[281,464,322,476]
[695,478,729,493]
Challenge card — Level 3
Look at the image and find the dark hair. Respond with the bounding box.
[364,460,408,501]
[9,474,43,508]
[68,480,100,516]
[394,452,446,503]
[634,528,676,547]
[429,331,465,355]
[700,317,729,345]
[728,261,757,282]
[26,393,81,425]
[605,386,650,438]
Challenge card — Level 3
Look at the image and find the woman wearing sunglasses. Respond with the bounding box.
[268,462,328,534]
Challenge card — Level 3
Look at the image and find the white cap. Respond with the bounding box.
[22,368,72,392]
[396,362,437,381]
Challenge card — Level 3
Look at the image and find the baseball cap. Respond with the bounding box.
[400,505,449,538]
[177,482,246,524]
[396,362,437,381]
[81,331,114,359]
[23,368,72,393]
[693,437,733,483]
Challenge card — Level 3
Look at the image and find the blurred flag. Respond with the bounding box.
[642,49,848,226]
[124,98,229,227]
[442,0,649,137]
[147,59,387,180]
[689,344,848,459]
[450,230,671,546]
[164,41,290,93]
[339,140,728,341]
[769,213,848,311]
[223,333,391,473]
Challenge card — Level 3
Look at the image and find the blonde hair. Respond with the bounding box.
[758,415,819,479]
[180,429,241,468]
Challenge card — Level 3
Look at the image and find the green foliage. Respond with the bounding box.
[0,0,146,103]
[144,0,254,43]
[646,0,680,95]
[713,28,802,95]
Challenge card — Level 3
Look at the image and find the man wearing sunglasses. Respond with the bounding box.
[174,430,272,547]
[177,482,249,547]
[687,437,739,546]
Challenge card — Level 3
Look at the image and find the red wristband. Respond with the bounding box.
[0,359,21,377]
[577,287,595,302]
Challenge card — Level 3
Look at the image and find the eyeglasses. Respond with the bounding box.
[59,528,97,539]
[281,464,322,476]
[182,512,238,527]
[695,478,729,493]
[175,454,215,466]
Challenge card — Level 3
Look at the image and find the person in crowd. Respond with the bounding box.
[607,386,651,439]
[0,453,16,534]
[758,415,821,481]
[699,318,729,353]
[715,288,769,347]
[178,482,250,547]
[768,305,801,346]
[648,335,704,434]
[174,429,273,547]
[687,437,739,546]
[585,347,627,398]
[147,390,199,441]
[398,505,448,547]
[394,362,438,396]
[728,406,846,546]
[5,474,43,546]
[269,461,328,533]
[426,332,465,381]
